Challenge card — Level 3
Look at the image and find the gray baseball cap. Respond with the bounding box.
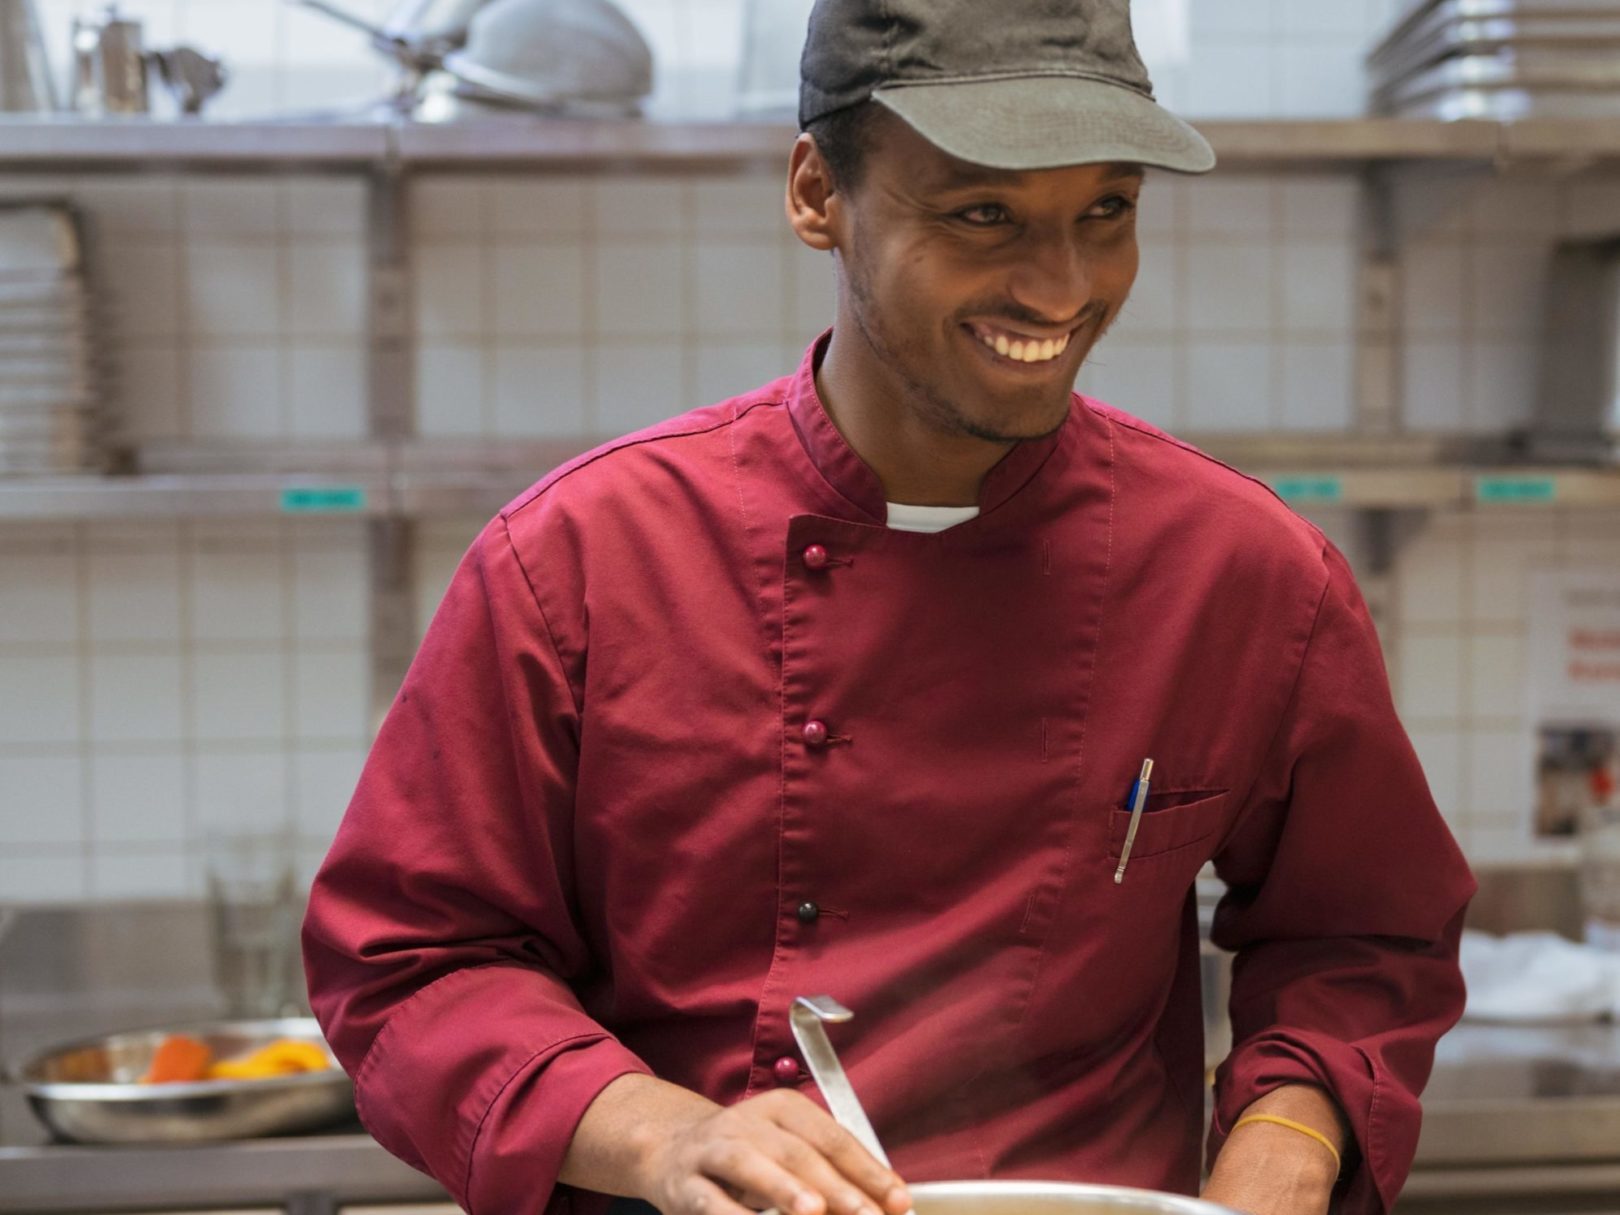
[799,0,1215,175]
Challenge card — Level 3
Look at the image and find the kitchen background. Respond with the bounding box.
[1,0,1618,905]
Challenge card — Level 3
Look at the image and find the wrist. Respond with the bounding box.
[1224,1118,1341,1187]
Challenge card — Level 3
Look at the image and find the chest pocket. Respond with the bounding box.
[1107,787,1231,866]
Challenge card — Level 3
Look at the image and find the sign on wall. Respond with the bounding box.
[1528,571,1620,842]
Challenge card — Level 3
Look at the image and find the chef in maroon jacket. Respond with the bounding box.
[303,2,1475,1214]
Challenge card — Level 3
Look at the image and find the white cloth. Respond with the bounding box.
[885,501,981,533]
[1460,929,1620,1022]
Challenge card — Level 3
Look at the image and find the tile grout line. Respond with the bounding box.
[74,520,92,897]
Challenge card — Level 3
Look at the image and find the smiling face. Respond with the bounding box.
[799,107,1143,445]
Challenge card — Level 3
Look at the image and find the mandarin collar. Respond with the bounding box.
[785,329,1067,523]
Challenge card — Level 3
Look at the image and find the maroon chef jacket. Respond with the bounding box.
[304,331,1475,1215]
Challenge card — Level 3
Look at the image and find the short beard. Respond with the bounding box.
[840,242,1095,445]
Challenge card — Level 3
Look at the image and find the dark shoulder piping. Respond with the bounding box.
[1083,399,1329,548]
[500,397,785,521]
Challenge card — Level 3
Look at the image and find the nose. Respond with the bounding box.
[1005,226,1094,327]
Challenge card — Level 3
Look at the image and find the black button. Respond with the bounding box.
[796,901,820,923]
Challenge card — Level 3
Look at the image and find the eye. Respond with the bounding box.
[1089,194,1138,221]
[954,203,1012,227]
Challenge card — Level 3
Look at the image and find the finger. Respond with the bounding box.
[672,1173,762,1215]
[697,1133,829,1215]
[768,1099,911,1213]
[763,1125,887,1215]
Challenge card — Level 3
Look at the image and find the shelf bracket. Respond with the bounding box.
[1355,165,1401,436]
[365,158,418,723]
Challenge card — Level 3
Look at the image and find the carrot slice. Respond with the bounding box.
[142,1034,215,1084]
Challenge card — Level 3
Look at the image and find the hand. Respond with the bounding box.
[635,1087,911,1215]
[561,1073,911,1215]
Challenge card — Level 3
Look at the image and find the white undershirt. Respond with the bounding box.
[885,501,981,534]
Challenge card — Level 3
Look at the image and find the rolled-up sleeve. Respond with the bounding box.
[302,515,651,1215]
[1208,540,1476,1215]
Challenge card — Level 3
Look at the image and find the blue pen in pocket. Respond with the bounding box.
[1114,757,1154,885]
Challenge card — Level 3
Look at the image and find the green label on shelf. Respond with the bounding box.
[280,485,368,514]
[1475,476,1557,505]
[1272,475,1344,505]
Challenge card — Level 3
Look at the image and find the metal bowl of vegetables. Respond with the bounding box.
[13,1017,356,1143]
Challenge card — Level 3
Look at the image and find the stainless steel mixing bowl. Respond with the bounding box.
[13,1016,356,1143]
[910,1181,1241,1215]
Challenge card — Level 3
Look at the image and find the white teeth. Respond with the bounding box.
[974,325,1071,363]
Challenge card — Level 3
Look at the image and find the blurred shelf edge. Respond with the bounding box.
[0,118,390,169]
[2,116,1620,171]
[0,436,1614,519]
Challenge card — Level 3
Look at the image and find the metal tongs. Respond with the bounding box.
[789,995,893,1167]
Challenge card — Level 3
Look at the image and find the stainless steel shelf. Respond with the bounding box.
[0,117,389,168]
[0,439,1614,519]
[4,115,1620,172]
[0,472,394,519]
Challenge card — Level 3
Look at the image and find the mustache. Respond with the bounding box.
[957,299,1106,331]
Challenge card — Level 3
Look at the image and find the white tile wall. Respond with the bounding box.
[3,1,1620,899]
[0,521,372,901]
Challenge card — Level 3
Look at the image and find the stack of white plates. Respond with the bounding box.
[1369,0,1620,120]
[0,201,107,476]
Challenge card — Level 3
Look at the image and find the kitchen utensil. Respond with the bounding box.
[71,4,149,115]
[381,0,490,54]
[150,45,229,114]
[1370,13,1620,90]
[0,200,109,475]
[789,995,891,1166]
[1369,0,1620,118]
[12,1017,355,1143]
[905,1182,1245,1215]
[294,0,488,108]
[295,0,651,116]
[440,0,651,112]
[0,0,56,111]
[1376,0,1620,61]
[787,996,1243,1215]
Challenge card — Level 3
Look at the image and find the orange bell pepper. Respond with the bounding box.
[141,1034,214,1084]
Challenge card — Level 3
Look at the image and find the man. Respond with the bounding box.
[304,2,1475,1214]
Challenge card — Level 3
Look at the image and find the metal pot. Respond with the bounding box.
[908,1181,1239,1215]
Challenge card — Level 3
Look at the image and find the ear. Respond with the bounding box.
[786,132,840,253]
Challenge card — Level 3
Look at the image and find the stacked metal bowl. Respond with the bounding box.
[0,199,107,476]
[1369,0,1620,120]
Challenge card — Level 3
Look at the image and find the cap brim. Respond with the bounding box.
[872,76,1216,175]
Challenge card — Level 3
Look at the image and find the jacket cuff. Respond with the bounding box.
[346,963,654,1215]
[1211,1031,1402,1215]
[470,1033,654,1215]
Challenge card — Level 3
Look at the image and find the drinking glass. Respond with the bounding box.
[203,829,305,1019]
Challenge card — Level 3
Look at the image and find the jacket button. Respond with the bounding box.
[773,1055,801,1085]
[802,544,830,570]
[802,719,829,748]
[796,900,820,923]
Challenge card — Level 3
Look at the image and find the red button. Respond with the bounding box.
[802,544,830,571]
[773,1055,801,1085]
[802,719,829,748]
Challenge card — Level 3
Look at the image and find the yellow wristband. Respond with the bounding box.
[1231,1113,1343,1175]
